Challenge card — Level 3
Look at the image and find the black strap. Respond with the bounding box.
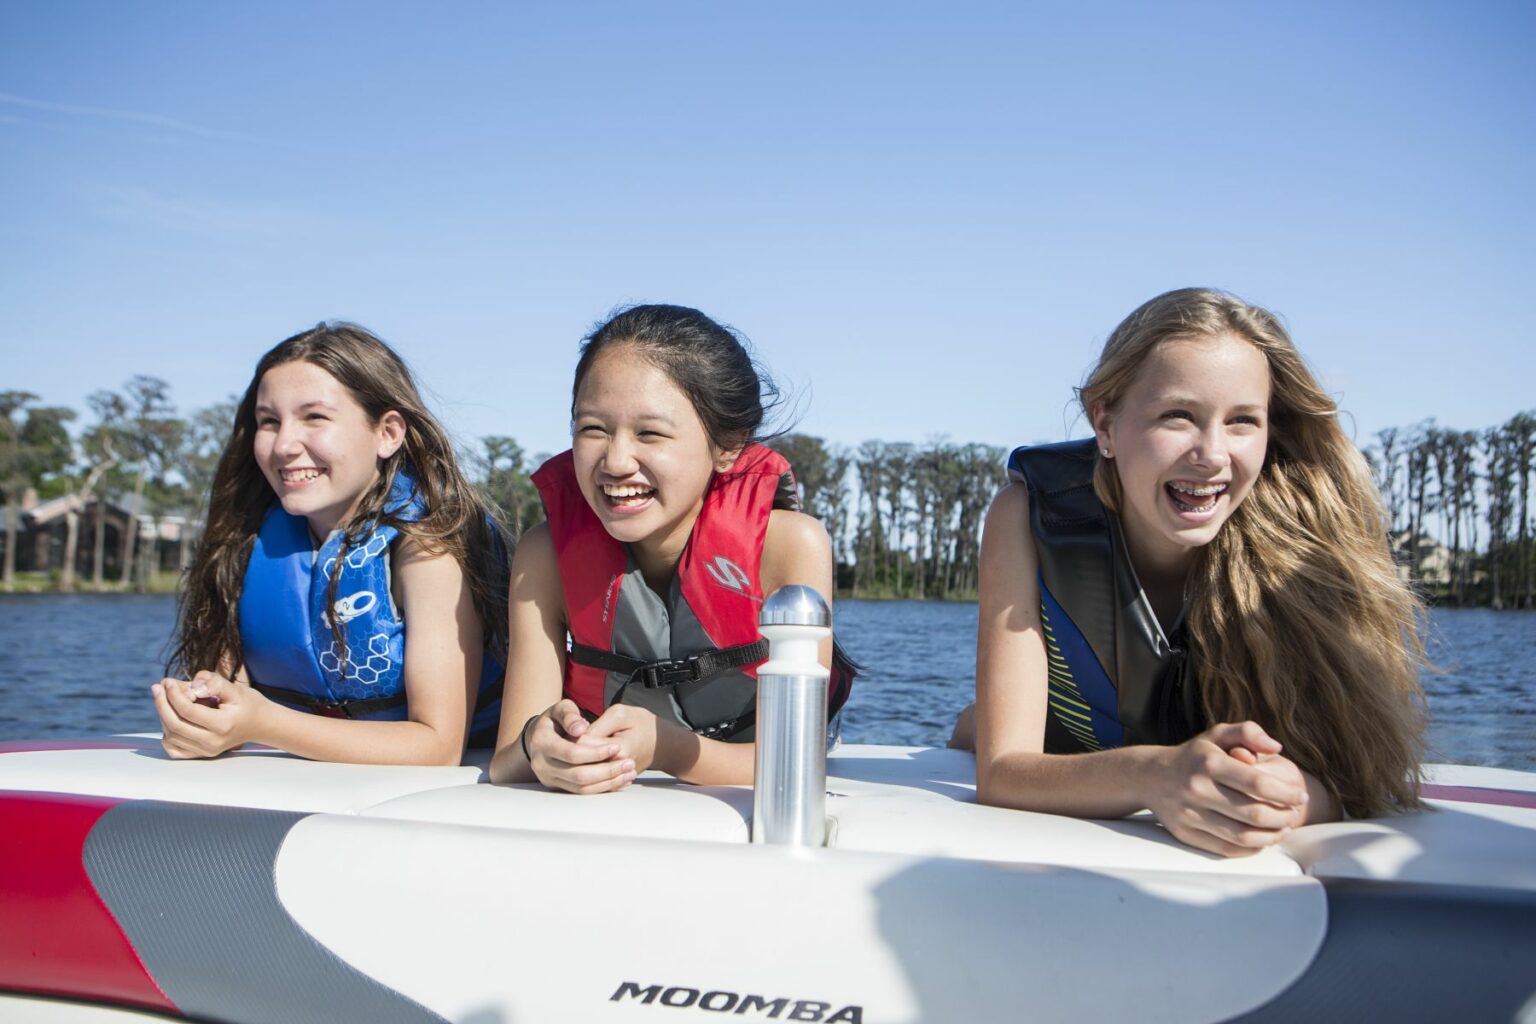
[567,638,769,690]
[250,679,499,720]
[249,682,407,719]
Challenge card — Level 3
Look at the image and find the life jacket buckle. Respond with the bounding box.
[637,656,705,690]
[314,701,353,719]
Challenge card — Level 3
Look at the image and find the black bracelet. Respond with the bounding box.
[519,714,539,763]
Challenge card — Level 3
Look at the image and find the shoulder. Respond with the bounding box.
[764,508,830,552]
[509,521,557,575]
[389,533,463,586]
[986,480,1031,528]
[762,509,832,593]
[506,522,567,623]
[509,522,563,600]
[980,482,1038,576]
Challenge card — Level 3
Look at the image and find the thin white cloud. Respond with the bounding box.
[103,185,320,238]
[0,91,262,143]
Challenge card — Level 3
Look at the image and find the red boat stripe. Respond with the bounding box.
[1419,783,1536,810]
[0,792,179,1013]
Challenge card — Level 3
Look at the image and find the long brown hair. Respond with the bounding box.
[1080,288,1427,817]
[170,323,509,681]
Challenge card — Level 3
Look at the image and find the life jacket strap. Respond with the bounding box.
[567,638,770,691]
[249,682,407,719]
[249,680,501,719]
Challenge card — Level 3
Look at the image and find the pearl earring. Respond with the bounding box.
[1100,447,1112,458]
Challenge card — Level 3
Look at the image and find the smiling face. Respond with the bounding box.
[571,346,732,570]
[1094,332,1271,578]
[252,359,405,538]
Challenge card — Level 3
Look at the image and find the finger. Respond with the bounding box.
[1228,746,1258,766]
[151,682,190,728]
[1209,784,1306,829]
[534,721,617,765]
[190,673,237,707]
[1206,721,1282,755]
[570,764,640,795]
[1178,806,1288,855]
[1207,752,1305,807]
[163,681,223,730]
[579,714,620,741]
[1191,804,1290,849]
[1171,822,1264,859]
[159,732,200,760]
[551,699,589,739]
[546,757,637,790]
[573,771,639,796]
[576,716,628,745]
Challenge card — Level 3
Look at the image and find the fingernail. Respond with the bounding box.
[621,760,635,773]
[608,745,619,757]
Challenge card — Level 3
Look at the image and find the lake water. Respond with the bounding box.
[1,595,1532,769]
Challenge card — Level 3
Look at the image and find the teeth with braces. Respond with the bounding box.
[1168,482,1227,497]
[1166,481,1224,513]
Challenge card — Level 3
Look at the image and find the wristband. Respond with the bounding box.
[519,714,539,763]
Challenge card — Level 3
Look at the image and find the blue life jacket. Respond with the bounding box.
[1008,439,1202,753]
[238,471,503,746]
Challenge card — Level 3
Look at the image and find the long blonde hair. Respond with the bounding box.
[1081,288,1426,817]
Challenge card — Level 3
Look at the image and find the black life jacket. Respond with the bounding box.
[1009,438,1204,752]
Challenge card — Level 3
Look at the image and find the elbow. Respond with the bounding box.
[413,746,464,769]
[488,752,513,785]
[416,730,468,769]
[974,757,1004,808]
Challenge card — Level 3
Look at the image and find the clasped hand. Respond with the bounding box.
[522,699,669,795]
[1147,721,1310,857]
[151,670,266,759]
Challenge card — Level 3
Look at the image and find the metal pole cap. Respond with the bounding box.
[759,584,832,628]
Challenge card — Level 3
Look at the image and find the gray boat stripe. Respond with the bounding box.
[84,800,446,1024]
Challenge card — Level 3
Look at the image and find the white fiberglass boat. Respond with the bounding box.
[1,734,1534,1024]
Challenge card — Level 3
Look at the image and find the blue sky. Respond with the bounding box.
[3,1,1532,465]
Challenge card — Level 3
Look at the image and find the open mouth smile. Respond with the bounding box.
[280,468,325,487]
[1164,480,1228,514]
[602,482,656,510]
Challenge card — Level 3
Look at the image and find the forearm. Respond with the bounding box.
[488,713,538,784]
[655,722,756,786]
[977,745,1165,819]
[1300,770,1341,824]
[253,702,467,766]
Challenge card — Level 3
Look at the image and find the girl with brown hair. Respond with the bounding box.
[960,288,1426,855]
[154,323,508,764]
[489,304,854,792]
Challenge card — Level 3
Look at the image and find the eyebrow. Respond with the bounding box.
[1153,394,1267,413]
[574,408,678,426]
[254,400,339,414]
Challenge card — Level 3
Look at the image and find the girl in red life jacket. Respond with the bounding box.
[488,304,843,793]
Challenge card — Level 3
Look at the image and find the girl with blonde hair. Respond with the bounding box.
[961,288,1426,855]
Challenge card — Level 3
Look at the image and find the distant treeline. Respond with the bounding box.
[3,381,1534,607]
[1368,414,1536,608]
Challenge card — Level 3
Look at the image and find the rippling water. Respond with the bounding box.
[2,595,1532,769]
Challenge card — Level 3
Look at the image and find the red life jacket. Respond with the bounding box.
[532,444,854,741]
